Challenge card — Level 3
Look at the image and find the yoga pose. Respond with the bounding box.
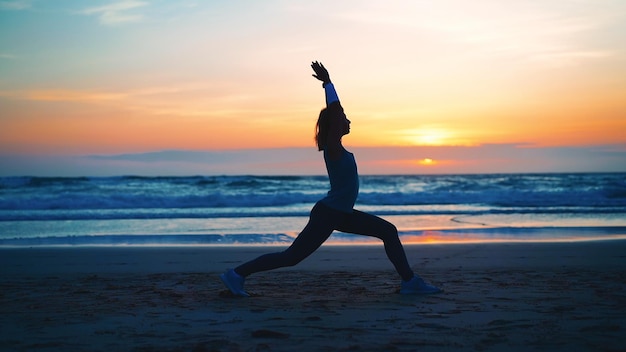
[220,62,442,296]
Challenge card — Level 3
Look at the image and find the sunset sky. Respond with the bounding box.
[1,0,625,175]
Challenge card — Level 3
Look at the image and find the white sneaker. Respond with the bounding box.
[220,269,250,297]
[400,276,442,295]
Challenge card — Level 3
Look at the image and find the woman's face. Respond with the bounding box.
[343,117,351,135]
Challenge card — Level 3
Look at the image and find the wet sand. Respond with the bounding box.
[1,241,625,351]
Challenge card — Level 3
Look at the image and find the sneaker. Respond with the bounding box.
[399,276,442,295]
[220,269,250,297]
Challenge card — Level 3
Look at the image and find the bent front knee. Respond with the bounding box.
[380,223,400,241]
[385,223,399,236]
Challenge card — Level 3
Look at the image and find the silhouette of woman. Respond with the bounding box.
[220,61,441,296]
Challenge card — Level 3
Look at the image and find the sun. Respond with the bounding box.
[417,158,437,166]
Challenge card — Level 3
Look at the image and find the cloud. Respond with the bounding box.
[0,144,617,177]
[0,83,272,118]
[0,89,126,102]
[0,0,31,10]
[528,50,612,67]
[0,83,209,103]
[80,0,148,25]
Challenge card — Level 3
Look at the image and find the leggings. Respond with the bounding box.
[235,201,414,281]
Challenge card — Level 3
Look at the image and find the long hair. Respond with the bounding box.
[315,108,330,151]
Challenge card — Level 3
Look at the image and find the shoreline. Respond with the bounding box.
[2,224,626,247]
[2,241,625,351]
[2,233,626,248]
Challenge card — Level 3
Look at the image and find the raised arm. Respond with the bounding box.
[311,61,340,105]
[311,61,345,160]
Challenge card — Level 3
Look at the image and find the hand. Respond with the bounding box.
[311,61,331,84]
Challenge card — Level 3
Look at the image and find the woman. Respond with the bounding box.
[220,61,441,296]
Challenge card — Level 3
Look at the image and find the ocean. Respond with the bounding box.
[1,173,625,246]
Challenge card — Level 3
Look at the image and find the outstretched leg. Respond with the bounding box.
[336,210,414,281]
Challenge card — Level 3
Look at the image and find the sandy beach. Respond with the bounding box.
[1,241,625,351]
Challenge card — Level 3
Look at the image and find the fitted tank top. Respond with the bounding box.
[320,147,359,213]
